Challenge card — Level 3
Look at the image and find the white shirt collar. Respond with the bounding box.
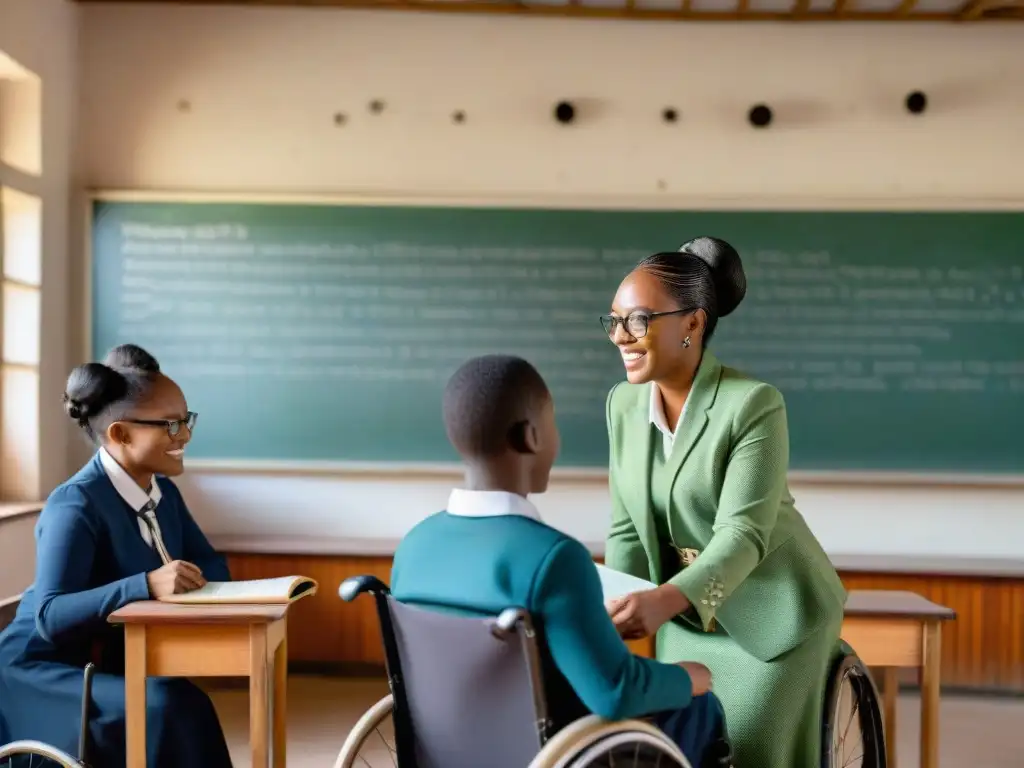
[98,447,162,512]
[649,384,689,447]
[446,488,542,522]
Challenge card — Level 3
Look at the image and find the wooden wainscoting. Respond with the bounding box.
[225,553,1024,694]
[228,554,392,667]
[840,571,1024,693]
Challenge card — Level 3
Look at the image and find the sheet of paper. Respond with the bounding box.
[595,563,656,602]
[182,576,296,601]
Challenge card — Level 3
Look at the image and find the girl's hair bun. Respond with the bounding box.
[62,362,128,426]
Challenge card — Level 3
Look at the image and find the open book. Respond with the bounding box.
[158,575,319,605]
[595,563,656,602]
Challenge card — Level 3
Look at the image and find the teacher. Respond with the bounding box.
[602,237,847,767]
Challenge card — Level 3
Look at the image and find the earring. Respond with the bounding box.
[682,336,691,348]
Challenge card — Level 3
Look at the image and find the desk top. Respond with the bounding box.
[108,601,287,625]
[844,590,956,620]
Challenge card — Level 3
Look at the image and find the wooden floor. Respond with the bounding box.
[209,674,1022,767]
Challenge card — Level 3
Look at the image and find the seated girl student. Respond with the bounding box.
[0,344,233,767]
[391,354,730,766]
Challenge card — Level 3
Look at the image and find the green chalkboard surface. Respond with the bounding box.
[90,198,1024,474]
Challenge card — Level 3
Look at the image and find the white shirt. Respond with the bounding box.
[98,447,169,558]
[445,488,543,522]
[649,384,690,458]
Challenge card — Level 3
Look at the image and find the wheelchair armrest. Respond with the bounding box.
[339,575,390,603]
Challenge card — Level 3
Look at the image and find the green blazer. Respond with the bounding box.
[605,351,846,663]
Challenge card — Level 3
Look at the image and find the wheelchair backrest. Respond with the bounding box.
[383,596,550,768]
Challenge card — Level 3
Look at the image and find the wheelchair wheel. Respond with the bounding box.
[332,694,397,768]
[0,741,82,768]
[564,730,691,768]
[823,653,886,768]
[529,715,692,768]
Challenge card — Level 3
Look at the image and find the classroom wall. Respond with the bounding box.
[0,0,78,596]
[75,5,1024,560]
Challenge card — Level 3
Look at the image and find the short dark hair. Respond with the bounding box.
[443,355,550,459]
[63,344,162,442]
[634,236,747,344]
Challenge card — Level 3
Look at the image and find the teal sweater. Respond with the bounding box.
[391,512,694,721]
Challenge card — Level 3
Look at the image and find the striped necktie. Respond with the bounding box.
[138,500,172,565]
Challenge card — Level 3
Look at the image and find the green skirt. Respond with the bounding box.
[656,616,843,768]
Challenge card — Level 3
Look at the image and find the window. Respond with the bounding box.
[0,52,42,176]
[0,50,42,503]
[0,188,42,501]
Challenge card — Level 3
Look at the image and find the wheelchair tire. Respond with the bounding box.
[529,716,692,768]
[332,694,396,768]
[822,653,886,768]
[0,740,82,768]
[563,729,691,768]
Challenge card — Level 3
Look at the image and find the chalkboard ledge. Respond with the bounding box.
[184,460,1024,488]
[185,459,608,482]
[209,534,1024,578]
[210,534,605,559]
[0,502,43,523]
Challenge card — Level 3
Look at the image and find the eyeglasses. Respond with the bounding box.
[123,411,198,438]
[599,309,693,340]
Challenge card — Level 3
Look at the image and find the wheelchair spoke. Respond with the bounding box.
[830,672,866,768]
[843,688,864,765]
[351,719,397,767]
[374,724,397,762]
[840,687,861,746]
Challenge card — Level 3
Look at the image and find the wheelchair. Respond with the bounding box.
[334,575,727,768]
[0,662,94,768]
[335,575,888,768]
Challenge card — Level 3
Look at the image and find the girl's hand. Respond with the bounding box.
[145,560,205,598]
[607,584,691,639]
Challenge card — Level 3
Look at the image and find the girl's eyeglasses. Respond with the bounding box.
[123,411,198,438]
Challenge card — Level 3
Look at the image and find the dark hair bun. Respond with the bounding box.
[105,344,160,374]
[63,362,128,425]
[678,236,747,317]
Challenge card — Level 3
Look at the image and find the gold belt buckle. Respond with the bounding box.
[677,547,700,567]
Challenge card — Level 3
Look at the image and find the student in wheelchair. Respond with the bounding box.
[386,354,731,767]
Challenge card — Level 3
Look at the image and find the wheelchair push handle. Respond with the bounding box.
[339,575,389,603]
[78,662,95,766]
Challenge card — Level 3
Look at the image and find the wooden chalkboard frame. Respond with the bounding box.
[84,189,1024,487]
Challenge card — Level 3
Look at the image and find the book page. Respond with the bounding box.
[172,576,300,602]
[595,564,656,602]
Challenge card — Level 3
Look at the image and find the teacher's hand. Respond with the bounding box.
[607,584,691,640]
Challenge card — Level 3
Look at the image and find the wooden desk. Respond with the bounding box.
[841,590,956,768]
[626,589,955,768]
[108,602,290,768]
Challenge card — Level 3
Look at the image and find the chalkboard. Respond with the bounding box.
[90,198,1024,474]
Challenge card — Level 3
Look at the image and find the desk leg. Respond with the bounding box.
[124,625,147,768]
[920,623,941,768]
[250,626,270,768]
[883,668,898,768]
[273,634,287,768]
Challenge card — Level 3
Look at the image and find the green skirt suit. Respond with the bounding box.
[605,351,848,767]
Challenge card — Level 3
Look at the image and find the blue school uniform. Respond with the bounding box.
[0,451,233,767]
[391,489,724,762]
